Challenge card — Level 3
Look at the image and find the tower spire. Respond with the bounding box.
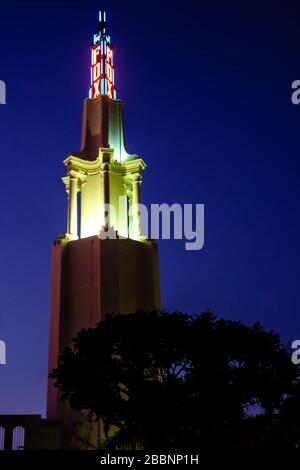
[90,10,116,100]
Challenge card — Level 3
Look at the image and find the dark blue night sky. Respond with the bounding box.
[0,0,300,415]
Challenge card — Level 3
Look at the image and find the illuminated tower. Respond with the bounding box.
[47,10,160,448]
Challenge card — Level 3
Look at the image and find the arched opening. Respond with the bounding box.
[12,426,25,450]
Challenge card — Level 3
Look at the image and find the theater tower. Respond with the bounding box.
[46,10,160,448]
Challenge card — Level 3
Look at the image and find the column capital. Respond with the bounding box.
[63,174,80,194]
[101,162,110,173]
[132,173,142,184]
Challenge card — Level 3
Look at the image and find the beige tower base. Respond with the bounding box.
[47,235,160,448]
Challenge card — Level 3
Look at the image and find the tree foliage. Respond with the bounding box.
[50,310,300,449]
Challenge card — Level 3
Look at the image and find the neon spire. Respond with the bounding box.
[90,10,117,100]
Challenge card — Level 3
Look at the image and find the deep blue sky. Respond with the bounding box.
[0,0,300,416]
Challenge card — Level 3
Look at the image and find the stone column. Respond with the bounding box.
[80,180,87,239]
[67,176,78,238]
[132,174,142,238]
[101,162,110,230]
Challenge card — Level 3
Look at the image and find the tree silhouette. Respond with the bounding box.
[50,310,300,449]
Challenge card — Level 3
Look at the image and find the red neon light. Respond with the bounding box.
[105,45,114,98]
[107,81,113,99]
[91,44,101,99]
[107,63,113,82]
[93,80,100,98]
[93,63,100,82]
[90,43,115,99]
[106,46,113,64]
[92,45,100,65]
